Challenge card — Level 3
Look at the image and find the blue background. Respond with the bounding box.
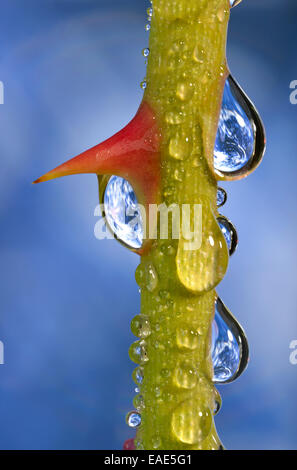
[0,0,296,450]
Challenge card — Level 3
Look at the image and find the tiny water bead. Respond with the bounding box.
[129,339,149,364]
[176,81,194,101]
[147,7,153,18]
[213,400,221,416]
[193,45,205,64]
[135,263,158,292]
[213,389,222,416]
[145,23,151,32]
[165,110,184,125]
[142,47,150,58]
[135,438,145,450]
[216,187,227,208]
[103,176,143,249]
[217,6,228,23]
[133,394,145,411]
[173,362,198,390]
[171,400,212,445]
[126,411,142,428]
[212,297,249,384]
[131,314,151,338]
[214,76,265,177]
[169,133,192,160]
[151,436,162,449]
[140,79,147,90]
[176,326,200,350]
[132,366,144,385]
[217,215,238,256]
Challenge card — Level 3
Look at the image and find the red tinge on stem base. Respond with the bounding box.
[123,438,135,450]
[34,101,161,210]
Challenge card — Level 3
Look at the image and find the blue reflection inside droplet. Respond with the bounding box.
[135,367,144,384]
[218,218,232,250]
[216,188,227,207]
[212,302,241,383]
[214,77,255,173]
[127,411,141,428]
[104,176,143,249]
[230,0,242,8]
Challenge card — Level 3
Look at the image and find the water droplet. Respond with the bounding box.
[154,386,161,398]
[213,389,222,415]
[173,362,198,389]
[151,436,162,449]
[219,64,226,77]
[140,79,147,90]
[217,187,227,207]
[217,7,227,22]
[135,438,144,450]
[132,366,144,385]
[160,368,171,378]
[163,183,175,198]
[176,326,199,350]
[176,203,229,293]
[176,81,194,101]
[129,340,149,364]
[214,76,265,178]
[159,289,170,301]
[165,110,184,125]
[208,433,224,450]
[173,168,183,182]
[104,176,143,249]
[193,45,205,64]
[169,133,192,160]
[142,47,150,57]
[126,410,141,428]
[147,7,153,17]
[123,438,135,450]
[133,394,145,411]
[171,400,212,444]
[217,215,238,255]
[131,314,151,338]
[135,263,158,292]
[230,0,242,8]
[201,70,212,84]
[145,23,151,32]
[212,297,249,383]
[160,244,175,256]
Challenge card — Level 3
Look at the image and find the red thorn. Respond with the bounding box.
[34,101,161,255]
[33,102,161,208]
[123,438,135,450]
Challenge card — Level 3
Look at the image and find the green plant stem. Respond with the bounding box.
[131,0,230,450]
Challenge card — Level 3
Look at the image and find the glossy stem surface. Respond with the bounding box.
[133,0,230,450]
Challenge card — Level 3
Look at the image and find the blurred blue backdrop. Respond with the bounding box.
[0,0,296,450]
